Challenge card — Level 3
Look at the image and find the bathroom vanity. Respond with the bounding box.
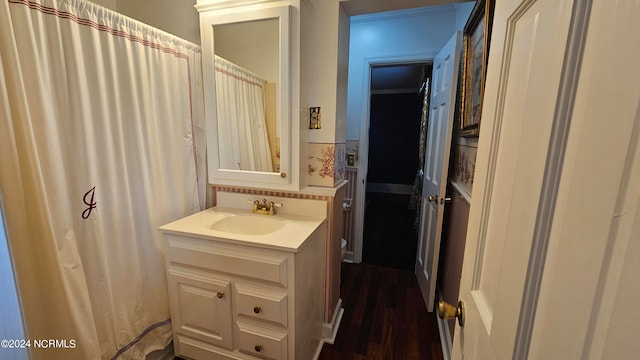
[164,1,341,357]
[160,193,327,359]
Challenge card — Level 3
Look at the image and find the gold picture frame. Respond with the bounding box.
[460,0,494,137]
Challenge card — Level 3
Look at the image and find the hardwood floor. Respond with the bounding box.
[319,262,443,360]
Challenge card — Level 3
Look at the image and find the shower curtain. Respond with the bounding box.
[0,0,205,359]
[409,77,430,230]
[214,55,273,172]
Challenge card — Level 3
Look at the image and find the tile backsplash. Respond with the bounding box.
[452,142,477,198]
[216,191,327,218]
[307,142,346,187]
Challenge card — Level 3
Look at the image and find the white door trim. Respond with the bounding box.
[353,52,437,263]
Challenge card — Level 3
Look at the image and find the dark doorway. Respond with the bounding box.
[362,63,431,271]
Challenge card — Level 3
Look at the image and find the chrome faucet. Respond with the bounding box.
[251,199,280,215]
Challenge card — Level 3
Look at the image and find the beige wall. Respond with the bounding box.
[214,19,279,83]
[439,187,470,339]
[115,0,200,44]
[307,0,343,144]
[90,0,117,11]
[87,0,200,44]
[438,82,478,344]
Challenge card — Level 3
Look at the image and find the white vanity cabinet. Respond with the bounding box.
[162,223,326,360]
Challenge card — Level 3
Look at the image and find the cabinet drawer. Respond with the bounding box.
[234,284,288,327]
[165,234,288,287]
[175,334,236,360]
[236,321,288,360]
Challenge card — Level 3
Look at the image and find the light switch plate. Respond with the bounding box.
[309,107,321,129]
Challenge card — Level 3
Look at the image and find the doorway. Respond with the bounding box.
[362,63,431,270]
[0,202,27,360]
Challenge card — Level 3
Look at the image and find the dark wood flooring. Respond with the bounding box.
[362,192,418,271]
[318,262,443,360]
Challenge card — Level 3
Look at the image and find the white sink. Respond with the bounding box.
[210,214,286,235]
[159,206,326,251]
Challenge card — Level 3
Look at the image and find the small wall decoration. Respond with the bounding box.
[460,0,495,137]
[309,107,321,129]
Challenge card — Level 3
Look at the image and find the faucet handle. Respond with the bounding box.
[267,201,282,215]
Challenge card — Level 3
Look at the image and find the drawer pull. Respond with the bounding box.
[253,306,261,314]
[254,344,262,352]
[216,292,224,299]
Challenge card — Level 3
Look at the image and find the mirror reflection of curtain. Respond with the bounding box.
[214,56,273,172]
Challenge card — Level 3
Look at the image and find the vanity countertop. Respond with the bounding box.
[159,207,326,252]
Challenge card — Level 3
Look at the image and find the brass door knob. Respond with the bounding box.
[216,292,224,299]
[253,306,261,314]
[438,300,465,327]
[428,194,439,202]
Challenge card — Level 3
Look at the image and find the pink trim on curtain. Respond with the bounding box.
[215,65,265,87]
[7,0,202,207]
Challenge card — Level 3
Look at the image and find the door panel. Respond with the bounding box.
[453,0,573,358]
[526,0,640,358]
[415,32,462,312]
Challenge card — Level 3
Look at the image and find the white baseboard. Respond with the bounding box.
[343,251,355,263]
[322,298,344,344]
[366,182,413,194]
[312,338,325,360]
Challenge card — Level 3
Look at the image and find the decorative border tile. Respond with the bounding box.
[308,143,345,187]
[453,144,477,196]
[215,186,332,201]
[334,143,346,183]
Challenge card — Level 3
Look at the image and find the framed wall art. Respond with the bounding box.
[460,0,495,137]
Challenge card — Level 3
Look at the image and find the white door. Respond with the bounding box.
[415,32,461,312]
[452,0,640,359]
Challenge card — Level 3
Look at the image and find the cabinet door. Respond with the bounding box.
[168,270,233,350]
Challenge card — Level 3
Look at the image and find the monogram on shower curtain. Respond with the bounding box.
[214,55,273,172]
[0,0,205,359]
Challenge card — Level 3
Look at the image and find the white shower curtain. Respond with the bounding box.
[214,55,273,172]
[0,0,205,359]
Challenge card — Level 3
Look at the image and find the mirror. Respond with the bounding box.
[202,5,293,189]
[213,18,280,172]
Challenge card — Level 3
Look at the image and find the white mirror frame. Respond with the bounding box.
[201,5,294,189]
